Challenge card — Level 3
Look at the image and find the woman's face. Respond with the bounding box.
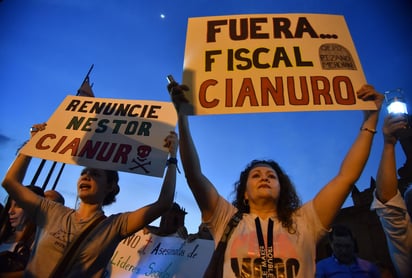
[77,168,111,204]
[244,165,281,203]
[8,200,26,229]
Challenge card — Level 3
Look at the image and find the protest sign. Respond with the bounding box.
[182,14,376,115]
[105,231,214,278]
[20,96,177,177]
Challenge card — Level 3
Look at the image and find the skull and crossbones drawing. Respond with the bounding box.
[129,145,152,173]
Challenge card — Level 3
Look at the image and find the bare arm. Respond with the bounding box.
[1,124,47,212]
[375,114,408,203]
[313,84,383,228]
[2,153,42,212]
[178,113,220,221]
[168,83,220,221]
[125,131,178,234]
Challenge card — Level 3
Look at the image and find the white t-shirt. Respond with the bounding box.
[205,196,327,278]
[371,190,412,278]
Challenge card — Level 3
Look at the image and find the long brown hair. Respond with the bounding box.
[0,185,44,246]
[232,159,301,233]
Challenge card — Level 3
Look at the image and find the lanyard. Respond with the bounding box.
[255,217,274,277]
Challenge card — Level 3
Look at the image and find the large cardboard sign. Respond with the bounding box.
[182,14,376,115]
[20,96,177,177]
[105,231,214,278]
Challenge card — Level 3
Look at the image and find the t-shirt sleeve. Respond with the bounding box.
[300,201,329,242]
[370,190,408,212]
[35,198,72,227]
[114,212,134,238]
[203,196,237,247]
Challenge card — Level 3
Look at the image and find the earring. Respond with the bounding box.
[243,199,249,207]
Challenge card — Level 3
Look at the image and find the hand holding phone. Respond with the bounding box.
[165,75,192,114]
[167,75,176,84]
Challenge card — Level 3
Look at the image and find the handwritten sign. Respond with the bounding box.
[105,231,214,277]
[182,14,376,115]
[20,96,177,177]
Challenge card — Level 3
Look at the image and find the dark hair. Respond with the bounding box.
[232,159,301,233]
[0,185,44,245]
[329,224,354,241]
[45,190,65,205]
[80,168,120,206]
[328,224,358,252]
[102,170,120,206]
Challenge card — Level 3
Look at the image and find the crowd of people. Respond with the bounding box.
[0,80,410,277]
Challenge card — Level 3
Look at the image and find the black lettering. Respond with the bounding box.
[65,99,81,111]
[90,102,106,114]
[81,117,97,131]
[66,116,85,130]
[79,101,93,113]
[103,103,117,115]
[273,17,293,38]
[112,119,127,134]
[250,18,269,39]
[206,50,222,72]
[207,20,227,42]
[253,48,270,69]
[272,47,293,67]
[124,121,139,135]
[96,119,109,133]
[294,47,313,67]
[235,48,252,70]
[229,18,248,40]
[286,258,300,277]
[147,105,161,119]
[137,122,152,136]
[294,17,318,38]
[114,104,130,116]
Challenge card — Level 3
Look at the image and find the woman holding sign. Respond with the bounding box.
[168,81,383,277]
[2,123,179,277]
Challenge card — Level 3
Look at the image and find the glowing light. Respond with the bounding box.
[387,100,408,115]
[385,89,408,115]
[160,14,165,19]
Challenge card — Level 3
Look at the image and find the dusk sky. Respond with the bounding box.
[1,0,411,233]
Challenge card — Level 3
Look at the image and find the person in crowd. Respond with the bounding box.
[0,185,44,277]
[168,81,383,277]
[371,114,412,278]
[315,224,380,277]
[44,189,65,205]
[1,123,179,277]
